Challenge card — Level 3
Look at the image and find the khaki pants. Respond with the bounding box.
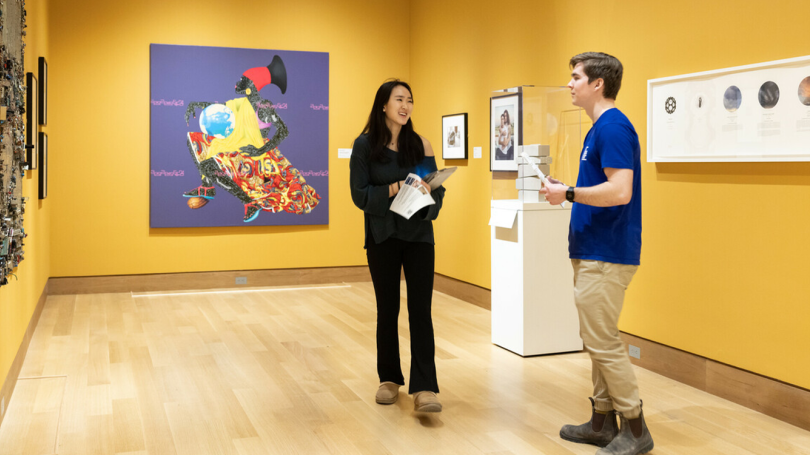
[572,259,641,419]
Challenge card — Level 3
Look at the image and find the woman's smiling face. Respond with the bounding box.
[384,85,413,128]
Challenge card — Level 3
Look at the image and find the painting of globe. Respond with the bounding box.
[199,104,235,138]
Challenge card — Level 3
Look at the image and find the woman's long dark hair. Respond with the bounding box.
[361,79,425,167]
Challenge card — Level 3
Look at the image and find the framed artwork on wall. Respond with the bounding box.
[38,57,47,126]
[490,93,522,171]
[39,132,47,199]
[442,113,467,159]
[25,72,37,170]
[648,54,810,162]
[149,44,330,228]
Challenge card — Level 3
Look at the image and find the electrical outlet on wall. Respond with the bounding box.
[629,345,641,359]
[235,277,247,285]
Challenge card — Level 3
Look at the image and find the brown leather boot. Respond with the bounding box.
[560,398,619,447]
[597,402,654,455]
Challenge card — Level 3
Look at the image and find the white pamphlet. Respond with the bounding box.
[389,167,455,219]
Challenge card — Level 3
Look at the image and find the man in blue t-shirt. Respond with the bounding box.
[542,52,653,455]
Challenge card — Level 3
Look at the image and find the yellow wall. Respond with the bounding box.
[48,0,408,277]
[0,0,50,395]
[412,0,810,389]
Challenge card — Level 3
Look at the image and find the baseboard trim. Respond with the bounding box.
[434,273,491,310]
[620,332,810,431]
[0,281,49,428]
[48,266,373,295]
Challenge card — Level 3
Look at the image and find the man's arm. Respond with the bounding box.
[542,167,633,207]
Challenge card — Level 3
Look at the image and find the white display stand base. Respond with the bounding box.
[490,199,583,356]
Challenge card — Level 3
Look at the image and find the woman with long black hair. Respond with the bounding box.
[350,80,446,413]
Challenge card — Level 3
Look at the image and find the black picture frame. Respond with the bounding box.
[39,132,48,199]
[26,72,38,170]
[490,92,523,171]
[38,57,47,126]
[441,113,468,159]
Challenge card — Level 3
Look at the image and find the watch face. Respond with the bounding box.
[566,187,575,202]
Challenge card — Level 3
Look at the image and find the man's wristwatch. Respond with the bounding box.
[566,186,575,203]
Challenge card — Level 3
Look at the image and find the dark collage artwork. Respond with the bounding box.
[0,0,29,286]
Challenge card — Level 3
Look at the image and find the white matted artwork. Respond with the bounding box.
[648,54,810,162]
[442,113,468,159]
[491,93,522,171]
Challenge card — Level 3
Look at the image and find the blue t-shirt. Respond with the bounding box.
[569,108,641,265]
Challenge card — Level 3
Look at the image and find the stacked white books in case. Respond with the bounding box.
[515,145,551,203]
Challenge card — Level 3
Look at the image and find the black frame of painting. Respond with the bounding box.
[38,57,47,126]
[39,132,47,199]
[490,92,523,171]
[26,72,38,170]
[441,113,468,160]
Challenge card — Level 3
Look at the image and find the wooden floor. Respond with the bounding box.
[1,282,809,455]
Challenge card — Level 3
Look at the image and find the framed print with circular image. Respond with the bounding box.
[648,54,810,162]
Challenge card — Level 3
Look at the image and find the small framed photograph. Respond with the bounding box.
[490,93,522,171]
[442,113,468,159]
[39,132,48,199]
[26,72,38,170]
[38,57,47,126]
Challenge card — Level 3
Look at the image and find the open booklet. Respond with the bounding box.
[390,167,456,219]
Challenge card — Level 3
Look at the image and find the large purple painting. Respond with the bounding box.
[150,44,329,227]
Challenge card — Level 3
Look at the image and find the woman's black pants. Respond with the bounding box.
[366,237,439,394]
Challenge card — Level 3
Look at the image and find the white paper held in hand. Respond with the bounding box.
[520,151,566,208]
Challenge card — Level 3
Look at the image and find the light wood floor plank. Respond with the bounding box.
[0,377,65,455]
[0,282,808,454]
[112,398,146,454]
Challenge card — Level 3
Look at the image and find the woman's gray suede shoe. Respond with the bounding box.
[559,398,619,447]
[596,408,654,455]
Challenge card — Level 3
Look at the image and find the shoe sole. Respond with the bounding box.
[183,195,215,200]
[375,396,398,405]
[559,431,611,448]
[414,403,442,413]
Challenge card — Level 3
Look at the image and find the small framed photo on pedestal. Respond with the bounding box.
[490,93,522,171]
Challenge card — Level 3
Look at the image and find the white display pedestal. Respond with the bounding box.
[490,199,583,356]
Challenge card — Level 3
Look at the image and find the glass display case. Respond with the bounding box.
[490,85,588,202]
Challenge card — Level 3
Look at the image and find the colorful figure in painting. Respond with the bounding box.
[183,55,321,222]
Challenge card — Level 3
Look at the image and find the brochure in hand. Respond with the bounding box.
[390,167,456,219]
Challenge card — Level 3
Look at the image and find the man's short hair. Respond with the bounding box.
[569,52,623,100]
